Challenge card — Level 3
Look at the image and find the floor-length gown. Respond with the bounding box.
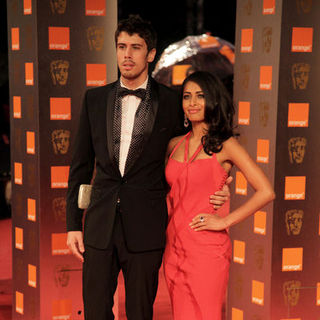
[164,132,232,320]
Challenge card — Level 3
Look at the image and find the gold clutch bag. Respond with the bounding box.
[78,184,92,209]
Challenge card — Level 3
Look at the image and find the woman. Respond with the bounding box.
[163,71,275,319]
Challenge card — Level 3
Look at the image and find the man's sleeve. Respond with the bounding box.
[66,90,95,231]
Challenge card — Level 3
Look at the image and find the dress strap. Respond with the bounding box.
[169,132,191,160]
[185,132,203,163]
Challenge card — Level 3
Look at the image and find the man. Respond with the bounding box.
[66,15,229,320]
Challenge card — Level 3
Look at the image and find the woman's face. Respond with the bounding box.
[182,81,206,123]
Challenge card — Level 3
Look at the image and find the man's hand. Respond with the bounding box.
[67,231,84,262]
[209,176,233,209]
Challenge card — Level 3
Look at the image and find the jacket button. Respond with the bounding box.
[117,198,120,204]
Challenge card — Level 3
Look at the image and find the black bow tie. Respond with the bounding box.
[118,87,146,100]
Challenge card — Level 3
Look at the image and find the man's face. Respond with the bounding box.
[116,32,155,85]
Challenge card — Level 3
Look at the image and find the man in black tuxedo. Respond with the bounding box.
[66,15,229,320]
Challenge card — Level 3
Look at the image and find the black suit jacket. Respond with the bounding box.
[66,78,181,252]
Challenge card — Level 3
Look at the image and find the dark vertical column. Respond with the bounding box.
[227,0,282,319]
[228,0,320,319]
[272,0,320,318]
[7,0,117,319]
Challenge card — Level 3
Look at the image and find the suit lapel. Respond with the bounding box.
[105,82,121,175]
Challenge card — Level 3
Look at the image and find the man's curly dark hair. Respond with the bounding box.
[115,14,157,52]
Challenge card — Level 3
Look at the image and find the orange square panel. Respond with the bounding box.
[285,176,306,200]
[14,162,23,185]
[26,131,35,154]
[288,103,309,127]
[11,28,20,50]
[263,0,275,15]
[52,233,70,255]
[256,139,269,163]
[232,308,243,320]
[233,240,245,264]
[52,299,72,319]
[238,101,250,125]
[27,198,36,221]
[292,27,313,52]
[252,280,264,305]
[85,0,106,16]
[13,96,21,118]
[254,211,267,235]
[282,247,303,271]
[241,29,253,53]
[25,62,34,86]
[50,97,71,120]
[260,66,272,90]
[51,166,69,188]
[86,64,107,86]
[16,291,24,314]
[15,227,23,250]
[172,65,192,85]
[49,27,70,50]
[28,264,37,288]
[235,171,247,196]
[23,0,32,15]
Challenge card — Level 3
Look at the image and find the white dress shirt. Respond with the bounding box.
[119,77,148,176]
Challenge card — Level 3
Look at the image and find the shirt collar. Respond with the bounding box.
[120,76,148,90]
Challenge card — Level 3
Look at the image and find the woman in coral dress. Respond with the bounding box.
[163,72,275,320]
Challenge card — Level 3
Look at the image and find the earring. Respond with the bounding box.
[184,114,189,128]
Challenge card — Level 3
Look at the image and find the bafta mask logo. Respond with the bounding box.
[259,101,269,128]
[286,209,303,235]
[52,197,66,223]
[240,64,250,89]
[54,265,70,287]
[292,63,310,90]
[50,60,69,85]
[52,129,70,154]
[243,0,253,15]
[87,26,104,51]
[254,244,264,270]
[283,280,301,306]
[262,27,272,53]
[288,137,306,164]
[234,274,243,298]
[296,0,312,13]
[50,0,67,14]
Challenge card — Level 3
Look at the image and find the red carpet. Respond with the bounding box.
[0,218,172,320]
[0,218,12,320]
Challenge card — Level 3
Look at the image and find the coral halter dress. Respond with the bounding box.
[164,132,232,320]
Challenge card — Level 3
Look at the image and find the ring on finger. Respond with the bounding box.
[200,216,205,222]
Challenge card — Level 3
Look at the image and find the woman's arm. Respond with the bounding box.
[190,137,275,231]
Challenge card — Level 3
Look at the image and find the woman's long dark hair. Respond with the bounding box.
[181,71,235,155]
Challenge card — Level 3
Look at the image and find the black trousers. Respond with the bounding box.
[83,207,164,320]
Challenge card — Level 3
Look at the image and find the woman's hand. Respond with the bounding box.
[189,213,228,231]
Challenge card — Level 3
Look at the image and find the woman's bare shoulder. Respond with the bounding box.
[167,135,185,154]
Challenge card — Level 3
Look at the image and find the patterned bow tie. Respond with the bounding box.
[118,87,146,100]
